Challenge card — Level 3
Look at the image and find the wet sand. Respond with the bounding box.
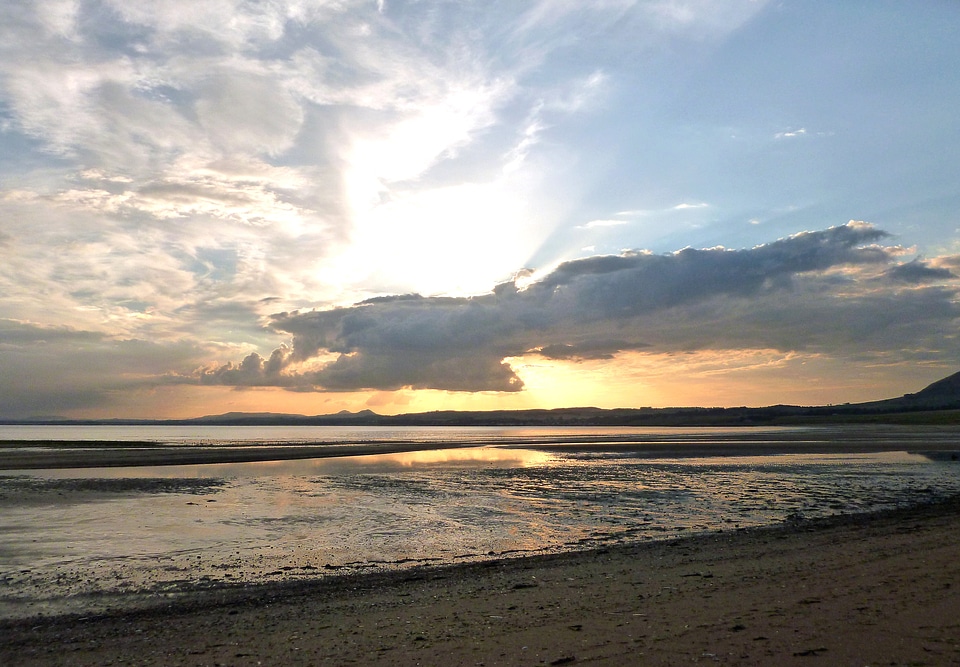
[3,496,959,666]
[0,441,481,470]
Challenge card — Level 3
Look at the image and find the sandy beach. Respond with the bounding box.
[3,493,959,666]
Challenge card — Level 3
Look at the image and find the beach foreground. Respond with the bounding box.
[3,497,959,666]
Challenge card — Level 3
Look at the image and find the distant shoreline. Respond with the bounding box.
[3,368,960,428]
[4,406,960,427]
[0,408,960,428]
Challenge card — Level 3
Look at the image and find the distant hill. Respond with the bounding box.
[184,409,381,426]
[192,412,306,422]
[5,371,960,427]
[833,370,960,413]
[904,370,960,407]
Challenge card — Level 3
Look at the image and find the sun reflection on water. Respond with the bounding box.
[343,446,553,468]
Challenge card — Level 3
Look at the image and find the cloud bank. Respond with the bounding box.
[194,223,960,393]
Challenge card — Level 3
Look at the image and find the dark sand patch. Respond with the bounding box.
[0,441,485,470]
[0,476,227,506]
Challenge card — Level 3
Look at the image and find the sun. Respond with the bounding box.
[324,170,551,299]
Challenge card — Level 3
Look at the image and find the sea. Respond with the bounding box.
[2,424,960,619]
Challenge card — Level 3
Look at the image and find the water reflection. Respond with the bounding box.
[323,445,552,469]
[8,445,552,479]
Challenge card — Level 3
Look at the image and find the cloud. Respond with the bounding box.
[775,127,807,139]
[885,258,956,284]
[605,203,710,219]
[194,70,305,157]
[0,319,206,418]
[304,351,523,393]
[580,219,629,229]
[7,220,944,414]
[3,0,642,321]
[526,222,890,311]
[192,222,958,393]
[196,346,294,387]
[536,340,649,360]
[515,0,766,43]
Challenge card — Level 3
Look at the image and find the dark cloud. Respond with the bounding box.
[885,258,956,284]
[619,284,959,356]
[309,352,522,393]
[270,294,526,391]
[0,319,206,418]
[517,222,891,323]
[196,347,292,387]
[0,319,104,345]
[536,340,649,361]
[190,222,960,393]
[935,255,960,271]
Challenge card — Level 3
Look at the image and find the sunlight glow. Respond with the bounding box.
[347,447,552,467]
[332,174,549,297]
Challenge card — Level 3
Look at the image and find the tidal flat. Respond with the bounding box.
[2,424,960,624]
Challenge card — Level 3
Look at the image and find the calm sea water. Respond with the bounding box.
[1,425,959,619]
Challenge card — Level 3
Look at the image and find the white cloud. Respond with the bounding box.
[580,219,629,229]
[775,127,807,139]
[101,0,319,48]
[503,110,547,175]
[194,70,305,157]
[0,0,688,326]
[33,0,79,38]
[344,79,509,189]
[644,0,769,32]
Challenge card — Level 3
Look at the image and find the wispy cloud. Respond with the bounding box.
[773,127,832,140]
[775,127,807,139]
[0,0,651,328]
[579,219,629,229]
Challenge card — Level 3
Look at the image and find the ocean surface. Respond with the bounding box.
[2,424,960,619]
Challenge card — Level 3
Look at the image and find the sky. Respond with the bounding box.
[1,0,959,419]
